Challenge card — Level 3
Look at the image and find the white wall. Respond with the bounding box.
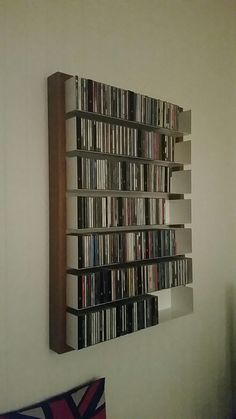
[0,1,236,418]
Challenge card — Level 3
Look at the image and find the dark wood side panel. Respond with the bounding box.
[48,72,73,353]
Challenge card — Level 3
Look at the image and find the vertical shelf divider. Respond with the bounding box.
[48,72,72,353]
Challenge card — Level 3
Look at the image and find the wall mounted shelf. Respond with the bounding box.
[48,72,193,354]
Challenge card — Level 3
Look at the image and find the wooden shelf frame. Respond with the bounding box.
[48,72,73,353]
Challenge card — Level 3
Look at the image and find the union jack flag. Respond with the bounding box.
[0,378,106,419]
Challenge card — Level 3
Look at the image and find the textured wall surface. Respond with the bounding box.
[0,1,236,418]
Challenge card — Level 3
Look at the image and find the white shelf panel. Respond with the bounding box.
[178,110,191,136]
[174,140,191,165]
[171,170,191,194]
[165,199,191,225]
[67,312,78,350]
[152,286,193,323]
[175,228,192,254]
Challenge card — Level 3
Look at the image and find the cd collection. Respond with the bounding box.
[68,76,183,129]
[63,76,191,350]
[72,229,177,268]
[69,295,159,349]
[71,258,192,309]
[70,117,176,161]
[69,197,167,228]
[72,157,170,192]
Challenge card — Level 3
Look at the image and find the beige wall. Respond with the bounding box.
[0,1,236,418]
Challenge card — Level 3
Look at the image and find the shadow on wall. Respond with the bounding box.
[225,284,236,419]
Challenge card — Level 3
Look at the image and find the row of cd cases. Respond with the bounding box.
[64,79,192,350]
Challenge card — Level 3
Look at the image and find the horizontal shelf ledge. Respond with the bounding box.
[65,110,191,137]
[157,286,193,324]
[67,282,193,313]
[67,189,186,199]
[158,306,192,323]
[67,293,156,315]
[67,254,191,274]
[66,149,184,168]
[67,224,185,235]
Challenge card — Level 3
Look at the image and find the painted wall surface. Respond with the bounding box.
[0,1,236,418]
